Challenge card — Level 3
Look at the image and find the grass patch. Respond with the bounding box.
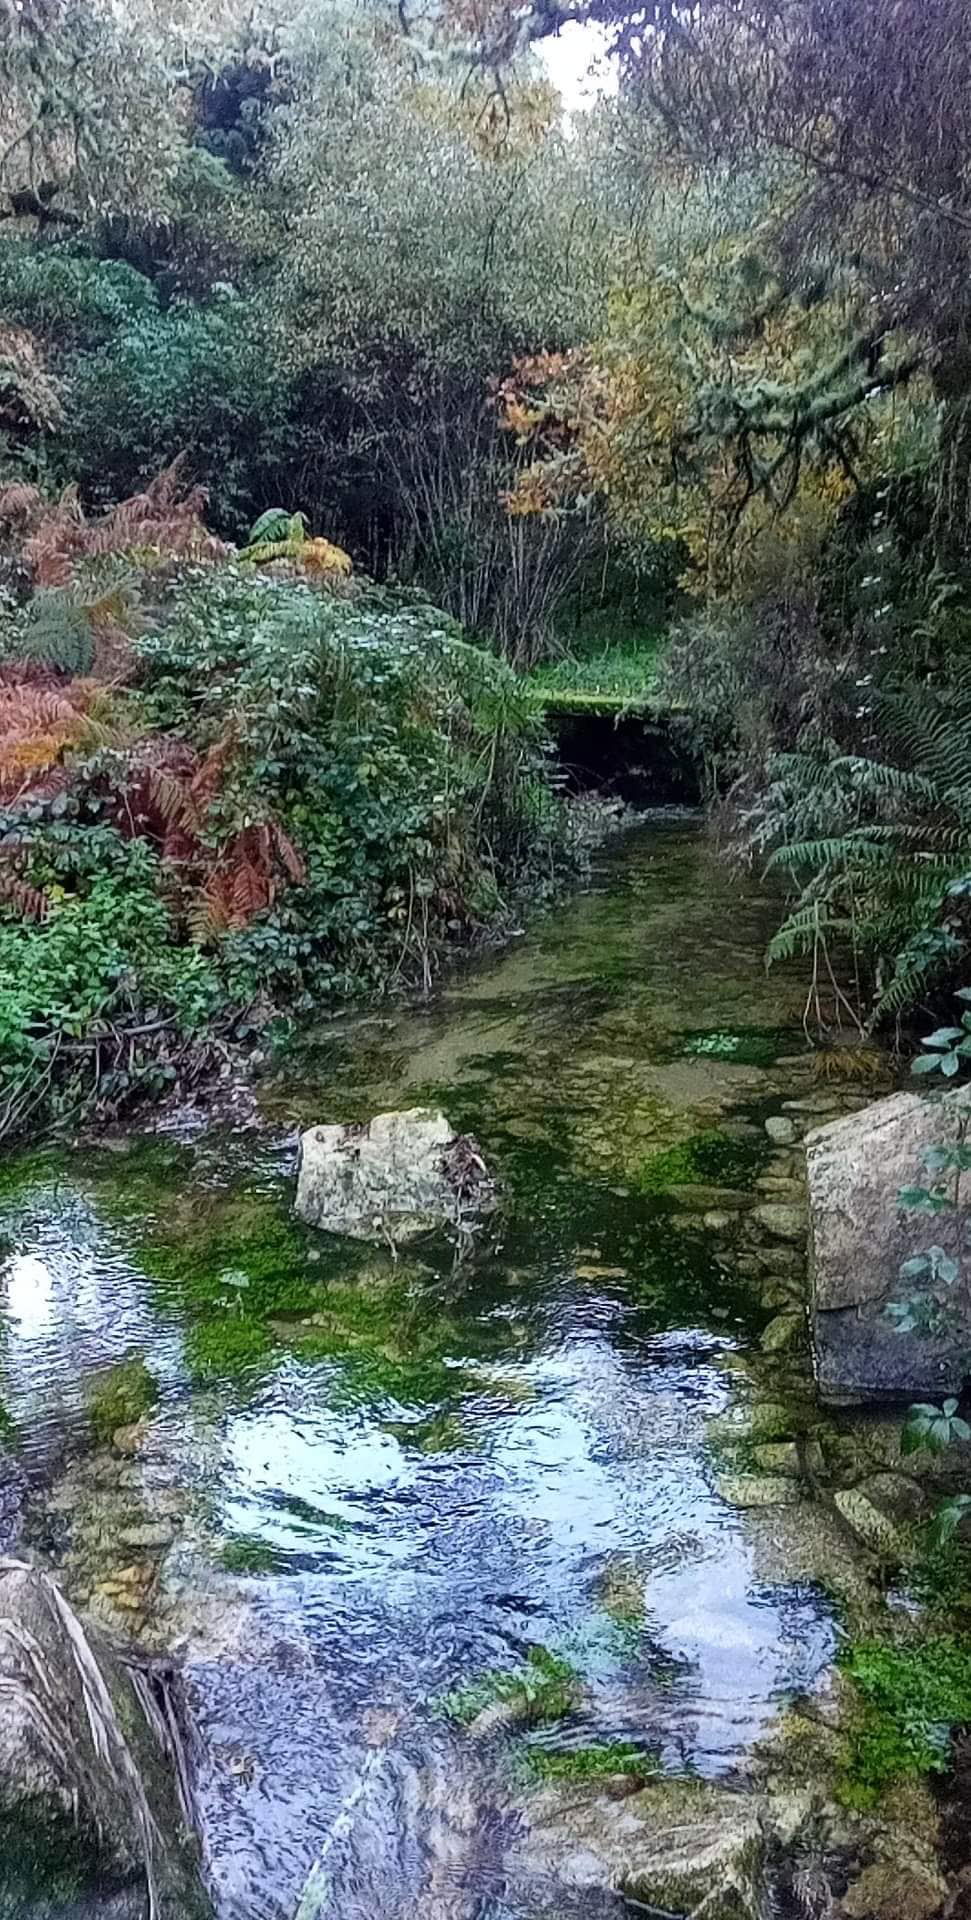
[522,1739,658,1783]
[87,1356,159,1443]
[838,1636,971,1805]
[441,1646,580,1727]
[524,644,662,714]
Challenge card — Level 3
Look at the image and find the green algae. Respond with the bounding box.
[381,1410,473,1452]
[636,1126,769,1194]
[677,1027,798,1067]
[522,1739,658,1783]
[87,1357,159,1443]
[442,1646,581,1727]
[220,1535,288,1575]
[0,1802,112,1911]
[186,1315,274,1380]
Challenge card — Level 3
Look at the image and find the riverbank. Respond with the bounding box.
[3,823,971,1917]
[0,525,584,1149]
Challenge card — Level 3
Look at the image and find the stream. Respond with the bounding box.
[0,823,898,1918]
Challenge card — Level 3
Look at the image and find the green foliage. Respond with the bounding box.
[901,1398,971,1456]
[0,566,568,1142]
[87,1356,159,1443]
[441,1646,581,1728]
[912,991,971,1075]
[12,588,96,673]
[840,1637,971,1800]
[0,840,222,1140]
[753,675,971,1025]
[60,296,294,531]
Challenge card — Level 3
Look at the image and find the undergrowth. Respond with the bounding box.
[839,1636,971,1804]
[0,486,573,1144]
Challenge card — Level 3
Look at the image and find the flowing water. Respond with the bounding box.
[0,824,882,1918]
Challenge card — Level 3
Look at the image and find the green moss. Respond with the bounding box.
[381,1411,472,1452]
[907,1525,971,1616]
[442,1646,581,1727]
[143,1198,331,1320]
[87,1356,159,1443]
[838,1635,971,1803]
[185,1314,273,1379]
[636,1127,768,1194]
[219,1535,285,1575]
[523,1739,658,1783]
[0,1800,109,1908]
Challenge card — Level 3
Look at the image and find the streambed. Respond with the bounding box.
[0,824,920,1918]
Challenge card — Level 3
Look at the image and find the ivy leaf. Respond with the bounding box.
[912,1054,944,1075]
[923,1028,963,1047]
[942,1053,962,1077]
[899,1254,930,1278]
[903,1401,971,1454]
[931,1495,971,1546]
[899,1187,952,1212]
[930,1248,960,1286]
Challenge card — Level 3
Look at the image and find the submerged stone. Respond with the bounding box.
[295,1107,496,1241]
[760,1312,804,1353]
[515,1776,820,1919]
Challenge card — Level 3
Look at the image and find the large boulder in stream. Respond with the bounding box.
[295,1106,495,1241]
[808,1088,971,1404]
[0,1559,209,1918]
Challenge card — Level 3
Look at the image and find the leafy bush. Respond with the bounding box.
[0,543,569,1141]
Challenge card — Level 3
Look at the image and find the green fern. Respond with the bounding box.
[14,589,95,674]
[246,507,298,547]
[753,678,971,1024]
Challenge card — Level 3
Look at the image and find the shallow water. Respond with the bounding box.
[0,825,854,1918]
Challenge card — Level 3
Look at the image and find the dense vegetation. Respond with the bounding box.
[0,471,567,1139]
[3,0,971,1138]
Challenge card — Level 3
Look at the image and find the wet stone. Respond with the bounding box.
[749,1442,802,1477]
[117,1522,176,1551]
[765,1116,799,1146]
[832,1473,922,1558]
[717,1473,801,1508]
[752,1203,806,1242]
[760,1313,804,1353]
